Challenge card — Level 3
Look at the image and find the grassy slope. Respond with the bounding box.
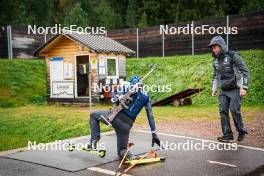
[0,50,263,107]
[0,59,46,107]
[126,49,264,105]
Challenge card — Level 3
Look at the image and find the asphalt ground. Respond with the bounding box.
[0,130,263,176]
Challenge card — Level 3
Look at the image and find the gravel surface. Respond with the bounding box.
[134,111,264,148]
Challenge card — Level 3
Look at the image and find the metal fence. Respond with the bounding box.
[108,12,264,57]
[1,12,264,60]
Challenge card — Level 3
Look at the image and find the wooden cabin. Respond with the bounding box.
[34,32,135,104]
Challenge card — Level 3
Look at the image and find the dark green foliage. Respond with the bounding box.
[64,2,94,27]
[96,0,124,29]
[1,0,263,28]
[240,0,264,13]
[126,0,139,27]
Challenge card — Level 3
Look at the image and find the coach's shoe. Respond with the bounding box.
[237,132,248,142]
[217,135,234,142]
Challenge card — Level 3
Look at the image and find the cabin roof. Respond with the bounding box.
[34,31,135,56]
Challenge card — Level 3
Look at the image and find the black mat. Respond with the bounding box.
[4,131,155,172]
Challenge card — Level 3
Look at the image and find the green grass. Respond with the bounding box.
[0,59,46,107]
[0,104,112,151]
[0,50,263,107]
[127,49,264,105]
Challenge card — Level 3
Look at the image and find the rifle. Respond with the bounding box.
[100,64,157,126]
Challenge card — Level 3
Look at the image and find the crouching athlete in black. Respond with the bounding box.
[89,76,160,159]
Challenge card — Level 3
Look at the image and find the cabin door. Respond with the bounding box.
[76,55,90,97]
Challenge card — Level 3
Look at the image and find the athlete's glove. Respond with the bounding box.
[152,133,160,147]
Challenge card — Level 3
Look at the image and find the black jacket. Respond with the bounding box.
[209,36,249,91]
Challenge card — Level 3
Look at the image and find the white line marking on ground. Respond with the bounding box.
[88,167,133,176]
[135,130,264,152]
[207,160,237,167]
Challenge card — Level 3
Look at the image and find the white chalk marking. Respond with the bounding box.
[207,160,237,167]
[88,167,132,176]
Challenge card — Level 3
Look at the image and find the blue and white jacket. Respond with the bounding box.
[111,84,157,134]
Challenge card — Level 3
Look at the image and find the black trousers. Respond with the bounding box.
[218,88,247,137]
[89,110,133,157]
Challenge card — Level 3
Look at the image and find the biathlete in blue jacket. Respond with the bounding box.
[89,76,160,159]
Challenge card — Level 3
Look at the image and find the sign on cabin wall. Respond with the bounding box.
[90,56,98,69]
[50,57,64,81]
[98,56,106,75]
[64,63,73,79]
[51,81,74,98]
[50,57,74,98]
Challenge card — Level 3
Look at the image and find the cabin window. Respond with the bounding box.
[106,58,119,78]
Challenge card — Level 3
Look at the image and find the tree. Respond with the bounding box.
[1,0,264,29]
[177,0,216,22]
[126,0,139,27]
[0,0,23,25]
[240,0,264,13]
[138,12,148,28]
[64,3,90,27]
[63,1,99,28]
[26,0,53,26]
[97,0,123,29]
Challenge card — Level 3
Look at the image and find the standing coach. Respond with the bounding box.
[209,36,249,142]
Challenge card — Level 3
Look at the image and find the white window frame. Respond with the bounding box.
[105,56,119,79]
